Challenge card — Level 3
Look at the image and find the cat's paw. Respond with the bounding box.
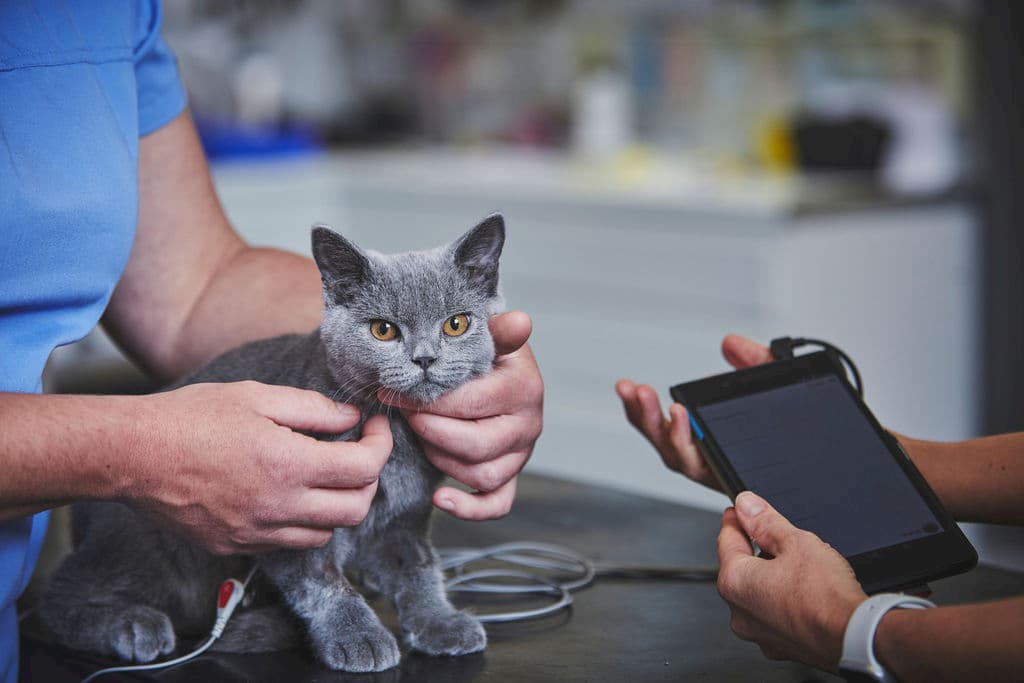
[106,605,176,663]
[317,623,401,672]
[404,610,486,656]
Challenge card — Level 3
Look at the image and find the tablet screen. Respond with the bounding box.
[694,374,942,557]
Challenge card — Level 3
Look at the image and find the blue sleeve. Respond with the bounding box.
[133,0,187,135]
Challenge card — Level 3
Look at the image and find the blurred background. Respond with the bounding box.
[46,0,1024,568]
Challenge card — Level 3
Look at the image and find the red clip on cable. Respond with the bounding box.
[213,578,246,638]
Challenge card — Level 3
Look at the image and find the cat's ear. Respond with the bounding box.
[311,225,370,305]
[451,213,505,296]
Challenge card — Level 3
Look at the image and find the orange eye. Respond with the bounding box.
[443,314,470,337]
[370,319,399,341]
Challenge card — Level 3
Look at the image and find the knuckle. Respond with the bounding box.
[371,437,395,462]
[492,493,514,518]
[347,505,370,526]
[783,527,808,549]
[350,454,379,486]
[800,528,822,545]
[526,416,544,444]
[343,487,377,526]
[209,544,233,557]
[249,505,273,528]
[308,531,333,549]
[358,464,381,487]
[471,491,515,521]
[716,565,738,600]
[367,442,391,471]
[729,614,751,641]
[235,379,264,398]
[746,519,769,544]
[470,461,506,493]
[660,452,686,474]
[523,373,545,402]
[227,529,251,550]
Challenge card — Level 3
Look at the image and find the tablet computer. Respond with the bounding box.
[670,351,977,594]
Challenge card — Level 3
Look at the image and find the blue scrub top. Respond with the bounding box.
[0,2,187,680]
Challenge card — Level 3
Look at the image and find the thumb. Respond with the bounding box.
[721,334,774,370]
[734,491,799,557]
[489,311,532,356]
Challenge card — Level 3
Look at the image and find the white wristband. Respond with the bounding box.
[838,593,935,683]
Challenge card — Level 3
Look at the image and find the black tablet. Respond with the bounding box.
[670,351,977,594]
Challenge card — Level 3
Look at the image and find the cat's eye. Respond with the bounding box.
[442,314,470,337]
[370,319,400,341]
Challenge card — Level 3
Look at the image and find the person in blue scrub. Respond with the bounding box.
[0,3,543,681]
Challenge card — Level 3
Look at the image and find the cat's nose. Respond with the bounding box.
[413,356,436,370]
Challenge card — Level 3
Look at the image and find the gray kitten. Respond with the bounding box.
[40,215,506,672]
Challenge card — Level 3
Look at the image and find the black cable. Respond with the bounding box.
[769,336,864,398]
[594,565,718,581]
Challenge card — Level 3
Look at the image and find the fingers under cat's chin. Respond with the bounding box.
[388,383,448,406]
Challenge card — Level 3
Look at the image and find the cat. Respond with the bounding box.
[39,214,507,673]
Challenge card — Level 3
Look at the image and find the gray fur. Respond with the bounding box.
[40,215,506,672]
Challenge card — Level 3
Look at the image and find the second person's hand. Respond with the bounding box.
[717,491,866,671]
[616,334,775,491]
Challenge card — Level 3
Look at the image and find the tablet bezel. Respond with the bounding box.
[670,351,977,594]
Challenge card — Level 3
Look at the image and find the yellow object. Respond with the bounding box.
[755,116,796,173]
[612,145,656,185]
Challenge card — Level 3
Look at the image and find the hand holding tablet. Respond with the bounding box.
[671,350,977,594]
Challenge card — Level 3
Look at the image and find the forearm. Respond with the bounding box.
[874,596,1024,682]
[895,432,1024,524]
[0,393,143,519]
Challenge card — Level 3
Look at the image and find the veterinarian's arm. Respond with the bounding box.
[717,491,1024,681]
[103,109,324,382]
[0,388,393,552]
[380,311,544,520]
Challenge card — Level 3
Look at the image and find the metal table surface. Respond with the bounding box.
[20,473,1024,682]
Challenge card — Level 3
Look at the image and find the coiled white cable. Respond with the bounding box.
[439,542,596,623]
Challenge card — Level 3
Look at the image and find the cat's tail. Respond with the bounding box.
[210,606,303,654]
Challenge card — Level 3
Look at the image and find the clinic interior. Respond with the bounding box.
[45,0,1024,570]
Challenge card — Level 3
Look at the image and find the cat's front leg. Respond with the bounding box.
[259,546,400,672]
[43,600,176,663]
[360,527,486,657]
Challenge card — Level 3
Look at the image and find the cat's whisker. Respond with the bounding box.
[332,374,382,407]
[385,388,401,419]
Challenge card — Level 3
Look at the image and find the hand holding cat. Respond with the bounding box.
[616,334,774,491]
[717,491,866,672]
[132,381,393,554]
[379,310,544,521]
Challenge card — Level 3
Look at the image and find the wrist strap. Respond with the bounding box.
[839,593,935,682]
